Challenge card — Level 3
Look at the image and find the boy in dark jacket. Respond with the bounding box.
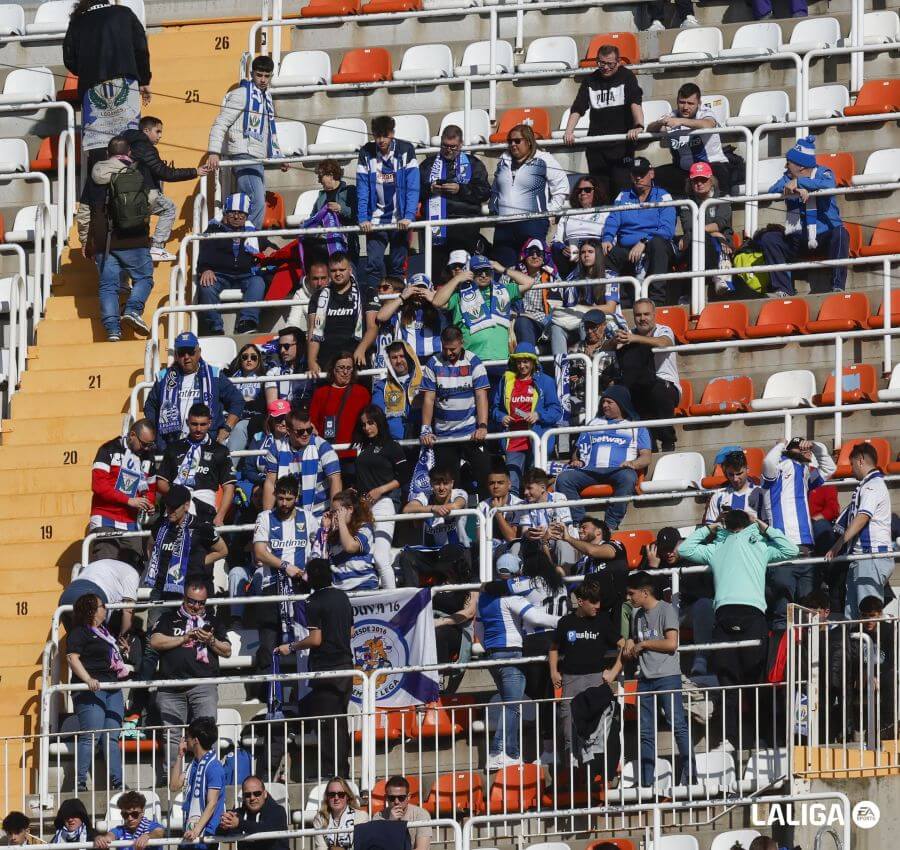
[216,776,288,850]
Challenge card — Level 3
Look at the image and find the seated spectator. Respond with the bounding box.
[562,239,616,313]
[846,596,895,739]
[89,419,157,560]
[374,274,446,366]
[517,468,574,566]
[552,177,609,276]
[751,0,805,20]
[357,116,420,287]
[479,462,523,566]
[51,801,97,845]
[262,408,342,514]
[59,555,141,636]
[703,448,764,524]
[490,125,569,268]
[87,136,155,341]
[372,341,424,442]
[66,594,128,792]
[647,84,729,195]
[156,403,236,525]
[601,159,677,306]
[144,332,244,448]
[420,125,491,278]
[2,811,42,846]
[122,116,208,262]
[207,54,286,229]
[196,193,271,335]
[265,326,311,409]
[511,239,568,358]
[324,490,380,590]
[646,0,698,30]
[216,776,289,850]
[307,252,379,374]
[756,136,849,296]
[677,162,733,296]
[286,261,330,331]
[238,400,291,498]
[305,159,359,264]
[555,385,651,528]
[491,343,562,495]
[565,307,622,423]
[311,777,369,850]
[94,791,164,850]
[224,343,268,453]
[169,717,227,845]
[372,776,432,850]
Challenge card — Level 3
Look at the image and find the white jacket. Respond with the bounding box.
[208,86,272,159]
[489,150,569,217]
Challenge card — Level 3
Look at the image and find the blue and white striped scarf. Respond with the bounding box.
[183,749,216,823]
[175,434,211,489]
[144,516,193,593]
[159,362,213,438]
[554,354,572,426]
[427,152,472,244]
[240,80,281,158]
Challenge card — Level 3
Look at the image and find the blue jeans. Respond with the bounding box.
[234,157,266,229]
[197,272,266,333]
[96,248,154,337]
[757,226,849,294]
[637,674,694,785]
[491,219,549,269]
[554,466,638,528]
[228,566,251,619]
[513,315,569,358]
[74,689,124,786]
[487,649,526,758]
[364,230,408,288]
[506,450,529,496]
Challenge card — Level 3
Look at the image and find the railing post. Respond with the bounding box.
[850,0,862,93]
[834,335,843,449]
[488,9,498,122]
[883,258,893,376]
[424,219,433,279]
[463,79,472,144]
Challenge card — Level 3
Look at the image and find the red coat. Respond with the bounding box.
[309,383,371,460]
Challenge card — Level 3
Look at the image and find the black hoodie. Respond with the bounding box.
[216,795,289,850]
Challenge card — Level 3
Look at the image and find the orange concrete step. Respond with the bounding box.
[11,388,129,419]
[0,515,87,545]
[26,341,147,371]
[1,414,124,445]
[0,465,89,494]
[19,364,143,394]
[0,540,81,570]
[44,290,170,322]
[0,441,102,470]
[0,491,91,518]
[0,618,52,646]
[0,592,67,622]
[0,569,70,594]
[35,318,152,347]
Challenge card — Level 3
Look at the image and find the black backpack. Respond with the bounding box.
[107,164,150,234]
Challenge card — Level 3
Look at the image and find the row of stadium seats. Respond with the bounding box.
[0,0,145,37]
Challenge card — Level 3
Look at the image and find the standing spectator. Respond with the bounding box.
[827,442,893,619]
[420,125,491,277]
[510,239,567,356]
[50,801,97,845]
[751,0,806,20]
[419,326,493,499]
[122,116,208,262]
[609,299,681,452]
[94,792,165,850]
[601,159,677,306]
[89,420,157,559]
[311,777,369,850]
[225,343,268,453]
[490,125,569,267]
[216,776,289,850]
[307,252,379,373]
[354,405,408,589]
[265,326,311,409]
[491,343,562,495]
[59,556,141,637]
[703,449,764,524]
[277,559,354,778]
[357,116,420,286]
[563,45,644,199]
[87,136,155,341]
[647,84,729,195]
[169,718,227,846]
[678,511,799,749]
[262,408,342,514]
[372,341,424,442]
[151,584,232,773]
[372,776,432,850]
[810,484,841,554]
[555,385,651,526]
[622,572,696,785]
[552,177,610,276]
[306,160,359,264]
[207,55,287,229]
[287,262,330,332]
[646,0,699,29]
[323,491,380,591]
[145,332,245,448]
[156,403,236,525]
[374,276,446,366]
[2,812,43,846]
[756,136,849,296]
[66,594,128,791]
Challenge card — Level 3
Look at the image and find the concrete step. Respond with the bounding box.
[25,341,147,371]
[0,464,90,495]
[0,540,82,571]
[0,515,87,546]
[0,592,65,623]
[11,388,129,419]
[0,442,103,471]
[43,289,170,323]
[0,491,91,518]
[0,569,68,595]
[0,618,51,647]
[0,414,124,445]
[35,317,152,347]
[19,365,144,394]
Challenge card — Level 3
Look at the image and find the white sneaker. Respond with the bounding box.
[713,275,731,294]
[486,752,515,771]
[648,18,665,30]
[150,247,176,262]
[718,739,735,753]
[680,14,700,26]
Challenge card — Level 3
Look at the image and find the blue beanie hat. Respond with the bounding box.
[600,384,637,420]
[786,135,816,169]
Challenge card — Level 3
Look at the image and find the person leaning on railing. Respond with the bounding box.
[311,776,369,850]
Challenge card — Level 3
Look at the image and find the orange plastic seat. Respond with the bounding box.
[816,152,855,188]
[333,47,392,83]
[622,679,638,721]
[56,72,79,104]
[656,305,688,344]
[611,529,655,569]
[580,470,644,501]
[263,191,286,230]
[541,769,609,807]
[843,79,900,117]
[868,289,900,329]
[701,446,764,488]
[580,32,640,67]
[412,702,464,739]
[844,222,863,258]
[489,107,551,143]
[859,217,900,257]
[674,379,694,416]
[834,437,891,478]
[423,772,485,817]
[807,292,869,333]
[370,776,421,808]
[587,839,637,850]
[689,375,754,416]
[814,364,878,406]
[488,763,543,813]
[745,297,808,338]
[363,0,421,11]
[300,0,361,15]
[31,133,81,172]
[352,706,413,743]
[684,302,749,342]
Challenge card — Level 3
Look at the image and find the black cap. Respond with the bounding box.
[629,156,652,175]
[164,484,192,510]
[656,526,681,555]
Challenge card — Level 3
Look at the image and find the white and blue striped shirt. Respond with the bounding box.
[703,483,765,524]
[476,593,559,650]
[845,470,893,554]
[254,508,320,568]
[414,488,470,547]
[505,576,566,636]
[518,491,573,531]
[574,418,651,469]
[328,524,379,590]
[264,435,340,517]
[421,352,490,437]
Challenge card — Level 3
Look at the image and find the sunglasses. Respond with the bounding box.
[473,269,492,276]
[507,137,525,145]
[597,60,618,69]
[279,342,296,350]
[243,790,264,799]
[270,415,287,423]
[386,794,408,803]
[378,284,396,292]
[334,364,353,372]
[326,791,347,799]
[577,186,594,194]
[132,433,155,450]
[184,597,206,608]
[176,348,197,357]
[291,426,314,435]
[241,353,260,362]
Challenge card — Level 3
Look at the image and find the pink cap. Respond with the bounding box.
[268,399,291,417]
[689,162,714,179]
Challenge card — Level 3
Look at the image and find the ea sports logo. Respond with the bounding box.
[852,801,880,829]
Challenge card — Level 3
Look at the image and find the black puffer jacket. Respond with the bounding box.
[63,2,151,99]
[215,796,289,850]
[121,129,197,191]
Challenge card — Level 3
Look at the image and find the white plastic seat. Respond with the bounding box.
[307,118,367,155]
[852,148,900,186]
[702,93,730,125]
[432,109,491,145]
[271,50,332,87]
[788,17,841,53]
[105,792,163,830]
[5,204,56,242]
[738,747,788,791]
[393,114,431,148]
[756,157,787,193]
[695,749,737,796]
[454,40,514,76]
[24,0,70,35]
[719,22,782,58]
[551,109,589,139]
[220,628,259,669]
[526,844,571,850]
[621,758,674,796]
[710,831,762,850]
[643,99,673,127]
[0,277,18,313]
[659,27,723,63]
[0,66,55,104]
[860,10,900,45]
[0,139,29,173]
[788,84,849,120]
[750,369,816,411]
[217,707,243,752]
[649,837,699,850]
[286,189,320,227]
[878,363,900,401]
[516,36,578,72]
[725,89,790,128]
[641,452,705,493]
[394,44,454,81]
[277,120,308,157]
[423,0,477,8]
[167,792,184,831]
[198,337,237,369]
[0,5,25,36]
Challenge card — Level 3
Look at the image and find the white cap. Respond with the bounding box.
[447,249,470,267]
